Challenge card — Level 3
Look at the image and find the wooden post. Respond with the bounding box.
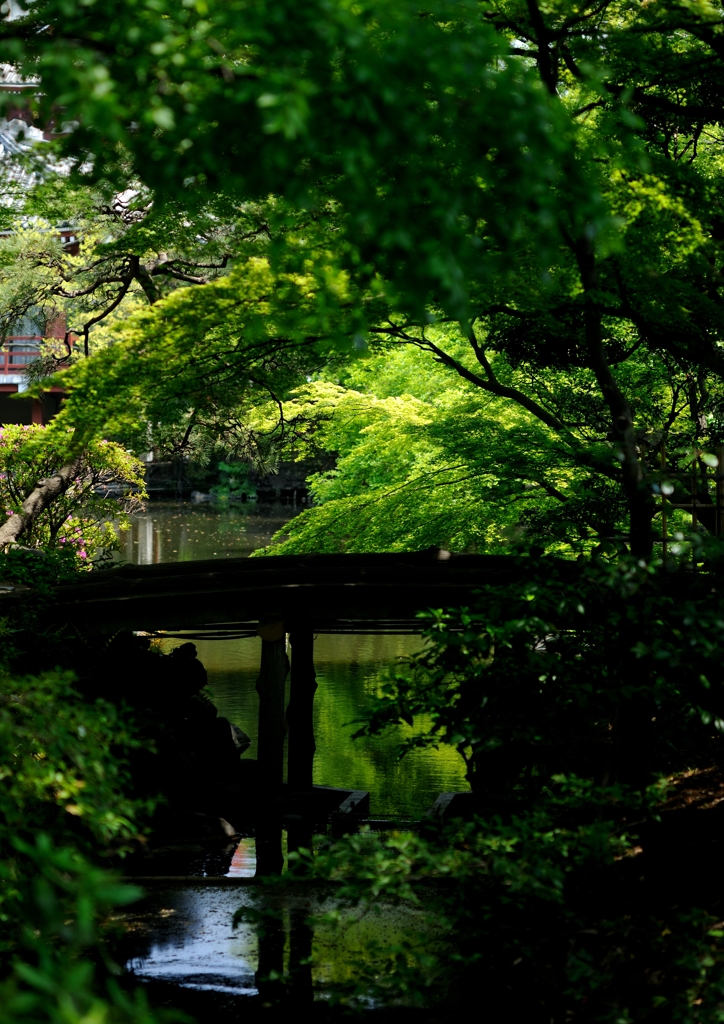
[255,820,284,878]
[255,622,287,878]
[255,622,289,797]
[287,626,317,792]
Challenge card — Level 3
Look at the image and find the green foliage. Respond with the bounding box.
[7,4,724,1015]
[0,668,173,1024]
[271,551,724,1018]
[0,669,152,858]
[0,835,169,1024]
[253,344,628,554]
[0,184,275,366]
[6,0,724,563]
[209,461,256,501]
[300,799,724,1021]
[48,257,340,454]
[0,0,584,318]
[0,425,145,563]
[0,223,66,339]
[357,551,724,794]
[254,341,721,556]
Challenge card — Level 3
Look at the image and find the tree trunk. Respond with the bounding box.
[575,240,656,786]
[0,455,84,549]
[255,630,289,796]
[575,241,654,557]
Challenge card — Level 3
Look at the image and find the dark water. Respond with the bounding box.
[125,883,441,1003]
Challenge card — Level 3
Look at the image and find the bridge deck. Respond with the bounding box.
[40,549,570,635]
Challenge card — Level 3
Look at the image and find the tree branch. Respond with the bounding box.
[370,326,566,433]
[0,455,84,549]
[130,255,160,304]
[525,0,558,94]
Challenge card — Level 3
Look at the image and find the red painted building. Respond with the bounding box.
[0,331,68,426]
[0,62,75,427]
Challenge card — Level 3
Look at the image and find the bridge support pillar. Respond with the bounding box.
[287,626,317,792]
[255,622,289,797]
[254,622,288,878]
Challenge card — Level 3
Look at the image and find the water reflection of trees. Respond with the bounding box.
[254,906,313,1004]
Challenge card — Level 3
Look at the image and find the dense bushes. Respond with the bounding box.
[291,550,724,1021]
[0,668,174,1024]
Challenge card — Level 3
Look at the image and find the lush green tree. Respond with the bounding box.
[0,178,267,358]
[249,341,717,555]
[268,0,724,559]
[6,7,724,1020]
[0,0,580,316]
[44,256,344,459]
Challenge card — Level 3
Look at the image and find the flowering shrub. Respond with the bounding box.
[0,425,145,565]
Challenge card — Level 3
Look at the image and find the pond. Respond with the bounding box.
[164,631,467,819]
[124,881,446,1006]
[115,499,297,563]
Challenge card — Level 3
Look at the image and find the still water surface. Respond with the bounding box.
[167,631,467,818]
[126,883,439,1002]
[116,500,296,563]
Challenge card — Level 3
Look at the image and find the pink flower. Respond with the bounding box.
[79,551,87,559]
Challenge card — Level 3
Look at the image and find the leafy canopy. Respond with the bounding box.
[0,0,590,317]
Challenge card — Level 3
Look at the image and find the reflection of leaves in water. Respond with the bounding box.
[307,646,468,816]
[308,888,447,1006]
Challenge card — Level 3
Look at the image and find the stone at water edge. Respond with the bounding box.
[230,722,251,752]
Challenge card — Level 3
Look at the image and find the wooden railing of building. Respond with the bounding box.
[0,338,43,373]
